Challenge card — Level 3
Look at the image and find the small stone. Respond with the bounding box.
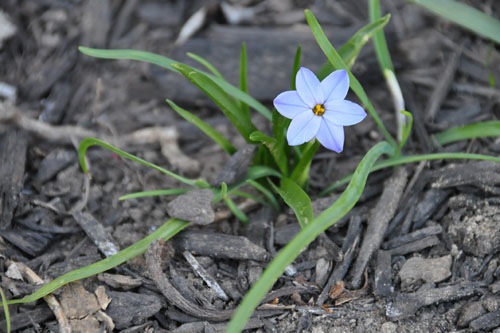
[483,297,499,312]
[398,255,452,288]
[167,189,215,225]
[447,198,500,257]
[381,322,398,333]
[458,301,486,327]
[0,10,17,48]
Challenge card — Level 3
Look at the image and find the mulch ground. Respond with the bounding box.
[1,0,500,332]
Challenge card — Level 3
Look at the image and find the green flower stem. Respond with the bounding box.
[305,10,397,149]
[226,141,394,332]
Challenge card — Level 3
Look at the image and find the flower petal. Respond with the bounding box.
[316,119,345,152]
[321,69,349,102]
[296,67,324,107]
[273,91,310,119]
[287,111,321,146]
[323,100,367,126]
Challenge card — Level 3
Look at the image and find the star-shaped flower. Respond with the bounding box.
[273,67,366,153]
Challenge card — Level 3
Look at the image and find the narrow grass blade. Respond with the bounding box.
[369,0,406,143]
[239,43,250,114]
[219,182,249,223]
[119,188,188,200]
[273,177,314,228]
[231,190,271,207]
[290,140,320,188]
[305,10,396,148]
[434,121,500,145]
[227,141,395,332]
[2,219,189,306]
[78,138,208,188]
[246,180,280,210]
[167,99,236,155]
[0,288,10,333]
[245,165,283,180]
[212,165,282,203]
[187,52,224,79]
[369,0,393,71]
[223,195,249,223]
[320,152,500,195]
[173,63,257,142]
[317,14,391,79]
[408,0,500,44]
[78,47,177,70]
[78,47,272,120]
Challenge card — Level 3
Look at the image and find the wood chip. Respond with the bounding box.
[172,230,269,261]
[0,128,27,229]
[146,240,234,321]
[72,211,120,257]
[350,168,408,288]
[386,283,481,320]
[183,251,229,301]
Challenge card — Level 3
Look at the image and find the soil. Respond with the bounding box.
[1,1,500,332]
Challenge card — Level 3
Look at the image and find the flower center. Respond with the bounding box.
[312,104,325,116]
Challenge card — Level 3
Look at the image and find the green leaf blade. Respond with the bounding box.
[173,63,257,142]
[3,219,189,306]
[434,121,500,145]
[227,141,394,332]
[79,47,273,121]
[408,0,500,44]
[167,99,236,155]
[273,177,314,228]
[317,14,390,78]
[78,137,207,188]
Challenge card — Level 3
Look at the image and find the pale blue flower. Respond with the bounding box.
[273,67,366,153]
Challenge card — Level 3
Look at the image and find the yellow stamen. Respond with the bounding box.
[312,104,325,116]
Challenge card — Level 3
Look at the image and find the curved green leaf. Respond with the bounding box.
[173,63,256,142]
[187,52,224,79]
[78,47,272,120]
[434,121,500,145]
[273,177,313,228]
[317,14,390,78]
[167,99,236,155]
[2,219,189,306]
[320,152,500,195]
[119,188,189,200]
[227,141,394,332]
[78,138,208,188]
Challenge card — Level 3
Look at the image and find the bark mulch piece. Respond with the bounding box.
[0,129,27,229]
